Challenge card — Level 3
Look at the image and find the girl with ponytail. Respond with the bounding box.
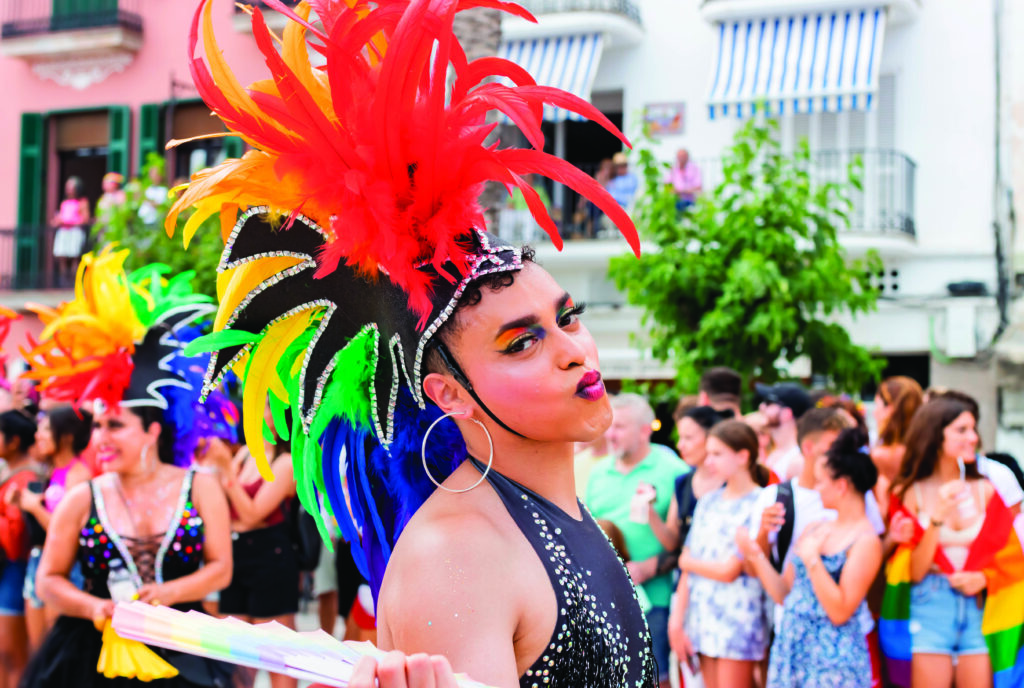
[676,420,770,688]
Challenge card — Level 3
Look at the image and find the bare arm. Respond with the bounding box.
[736,527,793,605]
[37,483,111,621]
[136,472,232,605]
[222,452,296,528]
[20,461,93,531]
[806,535,882,626]
[648,496,680,552]
[905,486,957,583]
[679,547,743,583]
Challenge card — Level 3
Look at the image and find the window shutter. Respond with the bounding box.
[138,103,164,174]
[849,110,868,150]
[877,74,896,150]
[17,113,46,227]
[223,136,244,159]
[792,113,811,149]
[107,106,131,177]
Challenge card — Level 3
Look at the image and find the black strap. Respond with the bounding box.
[434,342,526,438]
[771,481,796,572]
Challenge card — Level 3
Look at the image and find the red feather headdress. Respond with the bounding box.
[167,0,638,325]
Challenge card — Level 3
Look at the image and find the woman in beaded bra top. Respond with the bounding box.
[161,0,655,685]
[18,248,236,687]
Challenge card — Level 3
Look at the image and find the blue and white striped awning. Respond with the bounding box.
[498,33,604,122]
[707,7,887,118]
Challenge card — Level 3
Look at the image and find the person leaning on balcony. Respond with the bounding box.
[606,152,638,208]
[667,148,702,212]
[51,176,90,285]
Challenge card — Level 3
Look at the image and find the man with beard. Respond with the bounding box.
[755,383,812,481]
[586,394,688,688]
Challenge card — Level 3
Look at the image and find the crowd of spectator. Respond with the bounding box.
[0,382,374,688]
[580,367,1024,688]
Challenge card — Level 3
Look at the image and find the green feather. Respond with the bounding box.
[184,329,260,356]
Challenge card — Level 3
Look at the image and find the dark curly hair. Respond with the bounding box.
[423,246,536,377]
[824,428,878,495]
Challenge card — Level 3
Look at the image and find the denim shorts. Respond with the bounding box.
[908,574,987,657]
[21,547,86,609]
[0,559,28,616]
[22,547,44,609]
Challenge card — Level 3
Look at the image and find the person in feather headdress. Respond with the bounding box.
[165,0,658,685]
[19,247,240,688]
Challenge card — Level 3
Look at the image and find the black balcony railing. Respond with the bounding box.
[233,1,302,13]
[1,0,142,39]
[517,0,641,24]
[0,225,74,291]
[498,148,916,243]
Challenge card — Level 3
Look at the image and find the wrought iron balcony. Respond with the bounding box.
[1,0,142,39]
[497,148,916,243]
[232,0,302,32]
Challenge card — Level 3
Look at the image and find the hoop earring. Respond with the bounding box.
[141,443,156,473]
[421,411,494,494]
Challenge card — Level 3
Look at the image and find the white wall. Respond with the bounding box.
[511,0,1003,374]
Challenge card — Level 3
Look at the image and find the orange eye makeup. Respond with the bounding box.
[495,325,546,352]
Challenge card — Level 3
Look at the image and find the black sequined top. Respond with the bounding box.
[474,460,658,688]
[78,468,204,600]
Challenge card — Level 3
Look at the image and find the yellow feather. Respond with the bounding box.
[215,256,307,332]
[242,312,313,481]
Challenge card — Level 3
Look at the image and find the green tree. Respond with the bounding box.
[93,153,221,298]
[609,117,884,394]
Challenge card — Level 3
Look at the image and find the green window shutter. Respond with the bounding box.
[107,105,131,177]
[223,136,244,159]
[17,113,46,227]
[17,113,46,289]
[138,103,164,173]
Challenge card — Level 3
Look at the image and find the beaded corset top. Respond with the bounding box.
[78,468,204,600]
[472,460,657,688]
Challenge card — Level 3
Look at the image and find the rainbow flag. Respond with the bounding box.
[879,493,1024,688]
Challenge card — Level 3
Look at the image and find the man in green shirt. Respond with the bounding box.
[586,393,688,687]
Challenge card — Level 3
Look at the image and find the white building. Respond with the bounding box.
[500,0,1009,441]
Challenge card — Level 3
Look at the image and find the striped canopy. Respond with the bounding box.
[498,33,604,122]
[707,7,887,118]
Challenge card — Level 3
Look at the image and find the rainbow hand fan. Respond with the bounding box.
[112,602,496,687]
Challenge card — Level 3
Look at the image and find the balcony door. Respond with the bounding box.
[51,0,119,31]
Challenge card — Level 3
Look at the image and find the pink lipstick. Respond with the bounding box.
[575,370,605,401]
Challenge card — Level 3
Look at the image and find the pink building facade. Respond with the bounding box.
[0,0,284,288]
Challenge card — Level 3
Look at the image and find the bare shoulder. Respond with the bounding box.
[190,471,224,499]
[52,479,92,525]
[382,491,517,601]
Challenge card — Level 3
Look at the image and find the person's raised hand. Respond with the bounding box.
[795,521,828,564]
[934,480,964,524]
[888,511,915,544]
[348,650,459,688]
[196,437,234,473]
[758,502,786,539]
[626,557,657,585]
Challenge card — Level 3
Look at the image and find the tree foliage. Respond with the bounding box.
[609,117,885,393]
[93,153,221,299]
